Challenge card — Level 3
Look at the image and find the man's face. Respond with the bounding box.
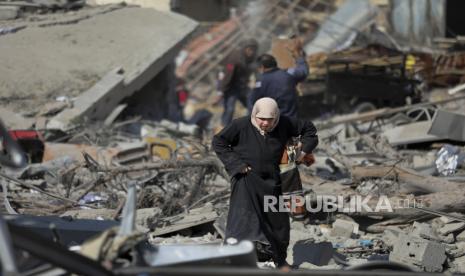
[255,117,275,132]
[244,46,257,59]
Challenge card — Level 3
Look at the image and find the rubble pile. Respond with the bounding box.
[1,119,229,221]
[284,88,465,272]
[4,0,465,274]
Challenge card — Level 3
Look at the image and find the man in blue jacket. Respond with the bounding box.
[251,39,312,222]
[251,40,308,118]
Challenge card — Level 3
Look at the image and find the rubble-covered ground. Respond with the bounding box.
[4,0,465,274]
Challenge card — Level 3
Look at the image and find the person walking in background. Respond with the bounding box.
[217,38,259,126]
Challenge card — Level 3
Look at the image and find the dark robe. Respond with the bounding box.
[212,115,318,265]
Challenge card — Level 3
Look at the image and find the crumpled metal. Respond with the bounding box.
[435,145,464,176]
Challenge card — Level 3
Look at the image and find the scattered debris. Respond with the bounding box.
[4,0,465,274]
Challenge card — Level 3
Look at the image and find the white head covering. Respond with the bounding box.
[251,97,280,135]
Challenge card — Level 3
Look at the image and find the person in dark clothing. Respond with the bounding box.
[251,40,308,118]
[212,97,318,268]
[218,39,258,126]
[168,78,189,122]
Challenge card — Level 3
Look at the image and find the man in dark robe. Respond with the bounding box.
[212,97,318,268]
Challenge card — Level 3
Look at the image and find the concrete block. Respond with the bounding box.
[439,213,464,224]
[0,6,19,20]
[412,222,439,241]
[389,233,446,272]
[457,229,465,242]
[439,222,465,236]
[383,226,403,247]
[412,153,436,169]
[0,107,34,129]
[439,233,455,244]
[447,242,465,258]
[330,219,359,238]
[450,255,465,273]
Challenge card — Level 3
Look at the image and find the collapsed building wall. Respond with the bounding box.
[0,5,198,129]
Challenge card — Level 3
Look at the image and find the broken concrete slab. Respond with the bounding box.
[450,255,465,273]
[390,233,446,272]
[439,213,465,224]
[382,121,443,146]
[0,107,34,129]
[0,7,198,127]
[0,6,20,20]
[439,233,455,244]
[428,109,465,142]
[457,229,465,242]
[412,152,436,169]
[38,100,70,117]
[112,141,150,166]
[103,103,127,126]
[151,205,218,237]
[439,222,465,236]
[330,219,359,238]
[447,242,465,258]
[135,207,162,229]
[47,68,125,129]
[412,222,439,241]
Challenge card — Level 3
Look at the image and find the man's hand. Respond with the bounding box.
[287,37,304,58]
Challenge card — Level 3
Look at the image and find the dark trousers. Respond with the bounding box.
[221,88,252,125]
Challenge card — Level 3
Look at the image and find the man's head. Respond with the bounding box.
[257,54,277,73]
[242,38,258,62]
[251,97,280,134]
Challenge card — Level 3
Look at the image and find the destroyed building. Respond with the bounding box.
[4,0,465,275]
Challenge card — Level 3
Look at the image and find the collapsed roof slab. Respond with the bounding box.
[0,6,197,129]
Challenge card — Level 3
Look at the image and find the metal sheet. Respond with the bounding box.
[428,109,465,142]
[383,121,442,146]
[304,0,377,55]
[142,240,257,267]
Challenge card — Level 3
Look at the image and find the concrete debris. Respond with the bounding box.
[390,233,446,272]
[151,204,219,237]
[412,221,439,241]
[450,255,465,273]
[382,121,439,146]
[428,109,465,142]
[0,6,20,20]
[383,227,403,248]
[439,222,465,236]
[4,0,465,273]
[457,230,465,242]
[330,219,359,238]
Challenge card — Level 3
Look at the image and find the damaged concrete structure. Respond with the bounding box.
[6,0,465,274]
[0,4,198,130]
